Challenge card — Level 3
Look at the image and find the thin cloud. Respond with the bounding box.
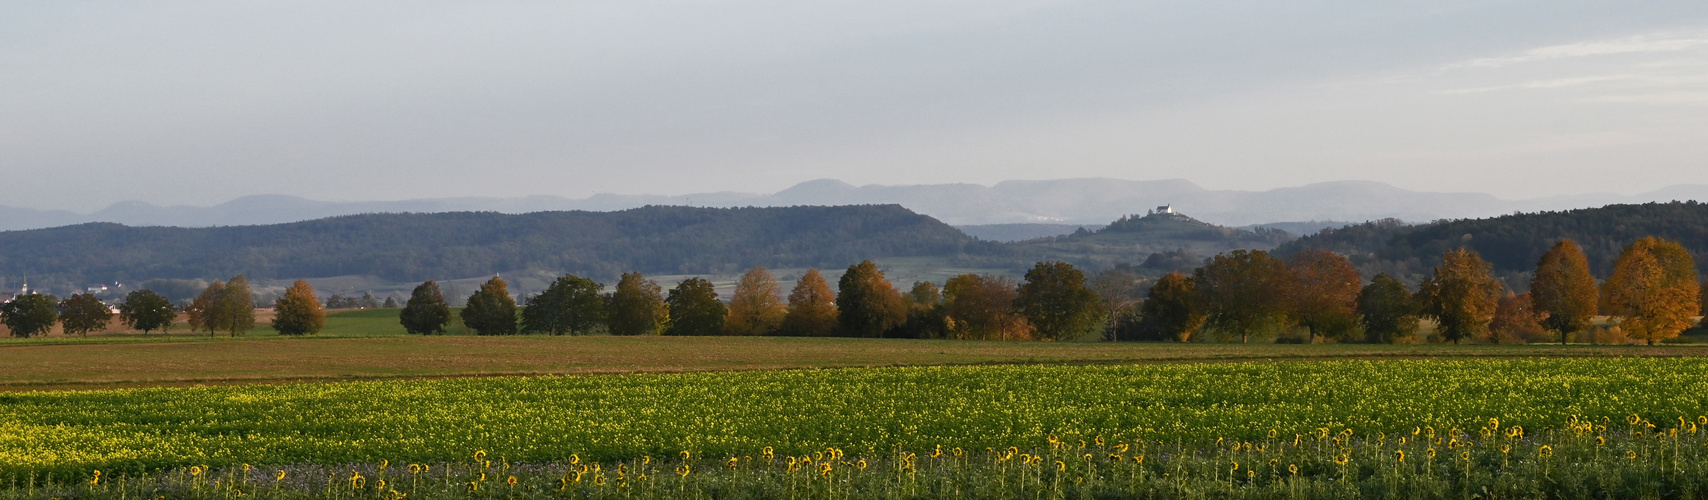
[1453,31,1708,69]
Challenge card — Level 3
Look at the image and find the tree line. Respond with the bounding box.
[4,237,1700,344]
[1128,237,1703,344]
[393,260,1107,341]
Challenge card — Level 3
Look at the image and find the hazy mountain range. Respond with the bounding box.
[4,178,1707,232]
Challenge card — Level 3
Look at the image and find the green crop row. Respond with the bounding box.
[3,359,1707,478]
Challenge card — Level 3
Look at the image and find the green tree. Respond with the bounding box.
[1014,261,1105,341]
[217,275,256,337]
[1601,237,1701,344]
[118,289,175,335]
[1195,250,1289,343]
[359,292,379,309]
[943,274,1021,340]
[724,267,786,336]
[1284,249,1362,343]
[898,281,949,339]
[1129,271,1204,342]
[521,274,606,335]
[608,272,667,336]
[462,276,518,335]
[1358,274,1419,343]
[400,281,452,335]
[665,278,726,336]
[272,280,326,335]
[1417,248,1503,344]
[188,276,255,337]
[835,261,907,337]
[779,269,838,337]
[1,294,58,338]
[1530,239,1599,344]
[58,293,112,337]
[382,296,399,308]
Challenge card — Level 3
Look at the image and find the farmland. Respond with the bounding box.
[3,358,1708,498]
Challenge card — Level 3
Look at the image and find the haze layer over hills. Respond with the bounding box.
[5,178,1708,232]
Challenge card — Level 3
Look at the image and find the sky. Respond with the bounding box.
[4,1,1708,211]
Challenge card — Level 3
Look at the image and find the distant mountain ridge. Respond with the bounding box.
[3,179,1707,231]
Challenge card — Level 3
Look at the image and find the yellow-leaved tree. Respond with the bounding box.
[724,267,786,336]
[1417,248,1503,344]
[272,279,326,335]
[779,269,838,337]
[1601,237,1700,344]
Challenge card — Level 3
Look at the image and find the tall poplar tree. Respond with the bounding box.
[835,261,906,337]
[272,280,326,335]
[217,275,256,337]
[1601,237,1700,344]
[724,267,785,336]
[1529,239,1599,344]
[608,272,668,336]
[400,281,452,334]
[1417,248,1503,344]
[462,276,518,335]
[780,269,838,336]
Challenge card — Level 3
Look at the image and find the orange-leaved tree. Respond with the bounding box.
[1284,249,1362,343]
[1529,239,1598,344]
[272,279,326,335]
[835,261,907,338]
[1487,291,1546,344]
[1416,248,1502,344]
[1600,237,1700,344]
[724,266,786,336]
[779,269,838,336]
[942,274,1021,340]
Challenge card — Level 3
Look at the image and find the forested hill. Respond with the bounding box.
[0,205,994,285]
[1274,202,1708,283]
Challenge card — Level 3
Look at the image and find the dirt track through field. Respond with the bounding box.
[5,336,1708,392]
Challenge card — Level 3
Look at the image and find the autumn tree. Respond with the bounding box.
[1,294,57,338]
[835,261,907,338]
[1014,261,1105,341]
[461,276,518,335]
[724,267,786,336]
[1195,250,1290,343]
[1601,237,1701,344]
[1416,248,1503,344]
[608,272,668,336]
[1284,249,1362,343]
[665,277,725,336]
[1091,268,1142,341]
[520,274,605,335]
[271,280,326,335]
[1357,274,1419,343]
[1529,239,1599,344]
[118,289,175,335]
[400,281,452,334]
[1128,271,1204,341]
[779,269,838,337]
[187,280,224,335]
[943,274,1022,340]
[1487,291,1547,343]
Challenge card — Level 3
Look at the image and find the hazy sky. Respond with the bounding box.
[5,1,1708,211]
